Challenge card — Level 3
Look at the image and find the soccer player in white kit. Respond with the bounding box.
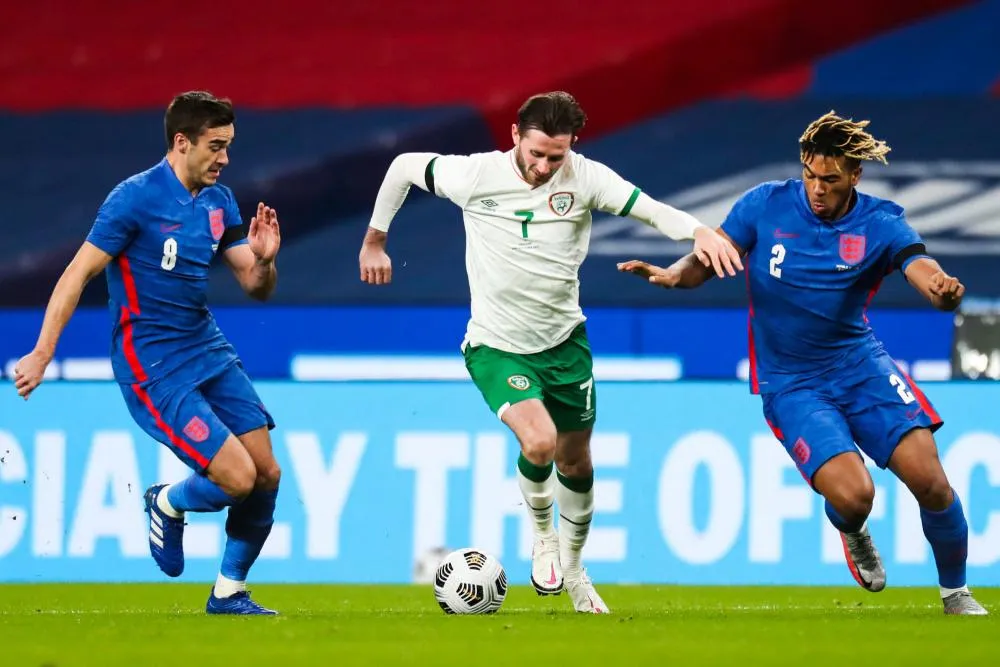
[359,92,742,613]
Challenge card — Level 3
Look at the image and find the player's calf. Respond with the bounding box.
[216,485,279,600]
[517,453,563,595]
[145,465,246,578]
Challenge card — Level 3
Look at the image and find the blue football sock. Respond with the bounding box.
[824,499,866,534]
[920,490,968,589]
[221,486,278,581]
[166,473,238,513]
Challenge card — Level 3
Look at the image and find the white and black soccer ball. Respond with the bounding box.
[433,548,507,615]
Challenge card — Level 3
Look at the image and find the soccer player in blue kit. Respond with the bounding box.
[619,111,987,615]
[13,91,284,615]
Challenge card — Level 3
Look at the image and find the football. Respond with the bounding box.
[433,548,507,615]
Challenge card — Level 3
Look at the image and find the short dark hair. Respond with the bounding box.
[164,91,235,150]
[517,91,587,141]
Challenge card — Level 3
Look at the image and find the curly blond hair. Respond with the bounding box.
[799,110,891,166]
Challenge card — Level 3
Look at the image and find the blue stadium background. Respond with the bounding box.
[1,0,999,586]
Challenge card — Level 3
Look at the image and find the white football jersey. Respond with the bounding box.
[430,149,640,354]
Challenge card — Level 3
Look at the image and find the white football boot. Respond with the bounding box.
[943,591,989,616]
[565,568,609,614]
[839,523,887,592]
[530,532,563,595]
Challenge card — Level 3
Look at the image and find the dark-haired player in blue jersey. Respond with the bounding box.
[619,110,987,615]
[14,91,283,615]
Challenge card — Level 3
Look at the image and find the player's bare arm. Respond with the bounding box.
[903,256,965,311]
[359,152,439,286]
[618,228,744,288]
[624,194,743,278]
[13,241,113,398]
[223,202,279,301]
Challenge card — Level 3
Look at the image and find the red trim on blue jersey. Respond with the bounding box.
[862,274,885,325]
[119,307,147,383]
[130,383,211,469]
[118,256,141,315]
[896,363,942,425]
[745,265,760,394]
[117,256,147,383]
[766,418,784,442]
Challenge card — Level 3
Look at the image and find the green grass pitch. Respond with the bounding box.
[0,584,995,666]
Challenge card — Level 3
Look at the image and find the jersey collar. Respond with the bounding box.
[796,180,864,230]
[157,158,195,204]
[507,149,565,190]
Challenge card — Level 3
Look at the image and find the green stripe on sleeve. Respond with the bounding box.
[424,157,438,193]
[618,187,641,217]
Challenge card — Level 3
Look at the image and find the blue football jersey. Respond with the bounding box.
[720,180,927,394]
[86,159,247,386]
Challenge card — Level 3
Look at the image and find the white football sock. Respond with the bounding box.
[517,467,556,537]
[156,484,183,519]
[214,573,247,599]
[941,585,969,599]
[555,473,594,576]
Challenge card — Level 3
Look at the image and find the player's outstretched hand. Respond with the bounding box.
[359,244,392,285]
[693,227,743,279]
[13,349,51,400]
[928,270,964,302]
[617,260,680,288]
[248,202,281,263]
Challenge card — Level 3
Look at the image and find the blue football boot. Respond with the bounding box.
[143,484,185,577]
[206,589,279,616]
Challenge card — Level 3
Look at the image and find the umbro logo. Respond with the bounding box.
[481,199,498,208]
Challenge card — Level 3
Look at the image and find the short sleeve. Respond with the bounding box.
[578,156,641,216]
[86,182,138,257]
[429,154,483,208]
[220,190,247,251]
[720,186,765,254]
[885,213,927,272]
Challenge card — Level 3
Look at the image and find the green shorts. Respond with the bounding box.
[463,324,595,432]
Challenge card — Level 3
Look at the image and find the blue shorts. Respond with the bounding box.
[761,353,942,489]
[121,361,274,472]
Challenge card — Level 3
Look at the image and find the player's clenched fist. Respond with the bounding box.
[617,260,680,288]
[693,227,743,279]
[359,244,392,285]
[928,270,964,301]
[13,349,51,399]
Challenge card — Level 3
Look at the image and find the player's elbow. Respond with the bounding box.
[245,284,274,302]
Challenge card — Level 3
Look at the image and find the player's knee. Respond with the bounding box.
[842,493,874,524]
[255,460,281,491]
[555,447,593,478]
[222,459,257,500]
[831,480,875,524]
[911,473,953,511]
[520,430,557,466]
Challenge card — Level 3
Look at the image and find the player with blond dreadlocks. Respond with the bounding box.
[618,110,988,615]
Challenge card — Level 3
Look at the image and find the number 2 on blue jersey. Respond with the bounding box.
[769,243,786,279]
